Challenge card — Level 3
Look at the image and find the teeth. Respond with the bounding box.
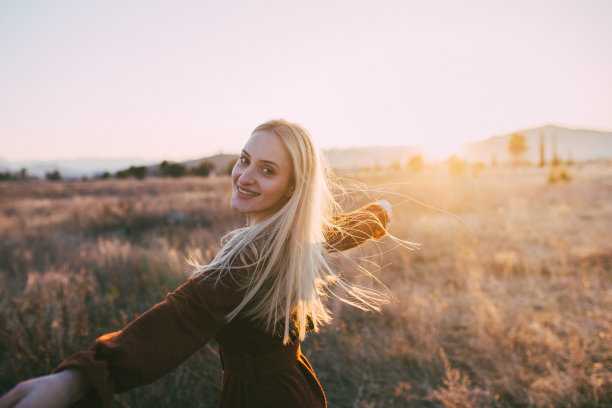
[238,187,258,196]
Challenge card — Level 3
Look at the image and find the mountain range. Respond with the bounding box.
[1,125,610,178]
[458,125,612,164]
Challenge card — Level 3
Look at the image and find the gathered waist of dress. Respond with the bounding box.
[220,341,301,376]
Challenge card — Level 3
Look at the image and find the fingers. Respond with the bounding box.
[0,374,72,408]
[0,383,27,408]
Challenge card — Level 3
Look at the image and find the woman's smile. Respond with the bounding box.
[236,185,260,197]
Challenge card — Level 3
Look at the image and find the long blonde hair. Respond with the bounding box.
[194,119,388,343]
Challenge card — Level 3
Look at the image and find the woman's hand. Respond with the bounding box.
[375,199,392,222]
[0,370,90,408]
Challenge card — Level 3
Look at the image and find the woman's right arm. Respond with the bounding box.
[0,274,240,408]
[0,369,89,408]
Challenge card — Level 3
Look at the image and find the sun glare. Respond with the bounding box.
[418,139,467,161]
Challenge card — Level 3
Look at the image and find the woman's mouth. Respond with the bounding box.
[237,186,260,197]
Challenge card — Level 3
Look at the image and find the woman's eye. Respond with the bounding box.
[262,168,274,175]
[239,157,249,164]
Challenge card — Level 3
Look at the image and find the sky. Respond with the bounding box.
[1,0,611,161]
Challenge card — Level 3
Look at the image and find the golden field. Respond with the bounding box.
[1,164,611,407]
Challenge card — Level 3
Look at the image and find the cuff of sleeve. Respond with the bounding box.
[53,351,113,408]
[362,202,389,239]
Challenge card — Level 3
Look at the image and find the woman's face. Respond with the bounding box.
[230,130,294,225]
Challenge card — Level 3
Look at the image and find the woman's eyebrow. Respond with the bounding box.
[260,159,279,168]
[242,149,279,168]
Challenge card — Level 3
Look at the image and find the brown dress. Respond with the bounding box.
[53,203,389,407]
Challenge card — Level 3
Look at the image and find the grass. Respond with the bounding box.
[1,165,611,407]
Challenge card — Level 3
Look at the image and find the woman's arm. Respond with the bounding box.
[1,274,240,408]
[324,201,391,252]
[0,370,89,408]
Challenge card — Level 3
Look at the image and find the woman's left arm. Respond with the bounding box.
[324,201,391,252]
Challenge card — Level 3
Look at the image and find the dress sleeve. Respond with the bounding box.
[324,202,390,252]
[52,273,241,408]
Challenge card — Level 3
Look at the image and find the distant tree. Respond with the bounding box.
[389,161,402,172]
[551,134,561,166]
[129,166,147,180]
[45,170,61,181]
[227,160,236,175]
[0,168,37,181]
[116,166,147,179]
[539,133,546,167]
[115,169,130,179]
[508,133,528,166]
[407,155,424,172]
[446,156,467,176]
[191,161,214,177]
[99,172,112,179]
[472,162,485,178]
[160,161,186,178]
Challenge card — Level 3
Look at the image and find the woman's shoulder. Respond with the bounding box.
[186,251,257,303]
[157,271,242,326]
[188,268,248,298]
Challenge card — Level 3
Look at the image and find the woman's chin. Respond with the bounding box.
[229,200,248,215]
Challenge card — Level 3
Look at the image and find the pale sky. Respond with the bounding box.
[1,0,611,161]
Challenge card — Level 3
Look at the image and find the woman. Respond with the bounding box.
[0,119,392,408]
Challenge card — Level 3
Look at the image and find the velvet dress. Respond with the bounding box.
[53,203,389,407]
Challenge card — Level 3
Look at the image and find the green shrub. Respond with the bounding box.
[160,161,187,178]
[548,166,572,183]
[407,155,424,173]
[45,170,61,181]
[190,161,214,177]
[447,156,467,177]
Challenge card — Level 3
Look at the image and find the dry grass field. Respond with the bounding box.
[1,164,611,407]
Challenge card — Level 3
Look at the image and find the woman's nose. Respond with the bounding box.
[238,166,255,184]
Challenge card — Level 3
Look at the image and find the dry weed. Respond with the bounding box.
[1,167,611,407]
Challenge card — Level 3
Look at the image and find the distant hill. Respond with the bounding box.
[182,154,238,172]
[325,146,424,169]
[458,125,612,163]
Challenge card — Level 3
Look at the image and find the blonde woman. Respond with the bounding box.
[0,119,392,408]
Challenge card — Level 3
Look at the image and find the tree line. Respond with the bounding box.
[0,159,236,182]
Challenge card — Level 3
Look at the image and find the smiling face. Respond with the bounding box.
[230,130,294,225]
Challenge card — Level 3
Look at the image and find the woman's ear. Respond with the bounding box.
[285,185,295,198]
